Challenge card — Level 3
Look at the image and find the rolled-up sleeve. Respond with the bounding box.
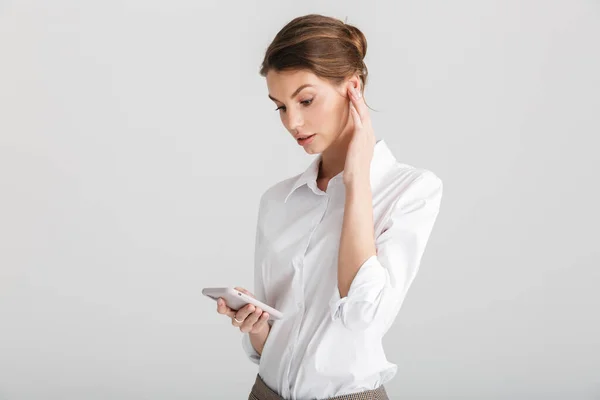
[329,171,444,332]
[241,193,268,365]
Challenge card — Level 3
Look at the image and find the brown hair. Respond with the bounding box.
[259,14,375,111]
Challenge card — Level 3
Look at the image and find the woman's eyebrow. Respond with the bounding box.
[268,84,315,103]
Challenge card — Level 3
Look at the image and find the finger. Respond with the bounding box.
[349,102,363,129]
[255,312,270,330]
[251,312,270,333]
[216,298,235,318]
[240,307,262,333]
[233,303,256,324]
[348,84,369,123]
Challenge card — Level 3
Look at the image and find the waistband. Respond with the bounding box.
[248,373,389,400]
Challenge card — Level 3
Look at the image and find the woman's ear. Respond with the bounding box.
[355,77,362,92]
[342,76,361,97]
[351,75,362,93]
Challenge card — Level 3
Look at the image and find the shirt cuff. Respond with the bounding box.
[241,332,261,365]
[328,255,389,326]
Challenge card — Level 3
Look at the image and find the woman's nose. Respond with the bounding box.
[286,109,304,131]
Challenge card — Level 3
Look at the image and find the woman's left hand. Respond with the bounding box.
[343,82,376,186]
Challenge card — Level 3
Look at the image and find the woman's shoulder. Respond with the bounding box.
[383,161,442,192]
[256,173,303,209]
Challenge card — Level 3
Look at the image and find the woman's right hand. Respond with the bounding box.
[216,286,270,334]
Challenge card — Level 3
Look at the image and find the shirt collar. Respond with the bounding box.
[284,139,397,203]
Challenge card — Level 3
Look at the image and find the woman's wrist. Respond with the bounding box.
[344,174,371,194]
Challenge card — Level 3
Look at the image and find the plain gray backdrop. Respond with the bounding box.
[1,1,599,399]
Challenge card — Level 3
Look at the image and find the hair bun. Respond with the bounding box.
[344,24,367,60]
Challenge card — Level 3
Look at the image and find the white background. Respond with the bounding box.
[1,1,599,399]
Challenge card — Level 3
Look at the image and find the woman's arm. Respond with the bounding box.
[241,192,271,363]
[337,178,377,298]
[331,171,443,332]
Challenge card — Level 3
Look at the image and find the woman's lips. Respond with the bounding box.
[297,134,316,145]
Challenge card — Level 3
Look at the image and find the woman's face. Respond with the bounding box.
[266,69,357,155]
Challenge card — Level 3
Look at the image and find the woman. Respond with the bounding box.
[216,14,444,400]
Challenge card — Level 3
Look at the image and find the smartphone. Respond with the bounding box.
[202,287,283,320]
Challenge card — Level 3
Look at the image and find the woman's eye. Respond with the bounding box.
[275,99,313,112]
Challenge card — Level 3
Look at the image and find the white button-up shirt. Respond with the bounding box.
[242,139,443,399]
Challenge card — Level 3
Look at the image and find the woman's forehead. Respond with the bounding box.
[267,70,331,100]
[267,69,320,87]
